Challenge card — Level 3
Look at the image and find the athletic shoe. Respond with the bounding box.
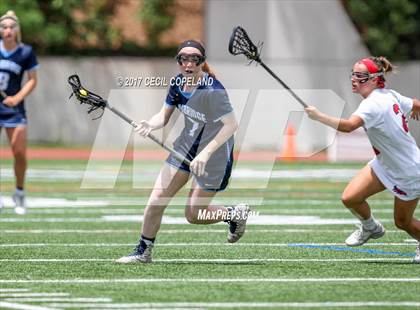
[13,190,27,215]
[413,242,420,264]
[345,222,385,247]
[227,204,250,243]
[115,241,153,264]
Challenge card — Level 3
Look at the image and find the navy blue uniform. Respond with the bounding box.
[165,74,234,191]
[0,40,38,127]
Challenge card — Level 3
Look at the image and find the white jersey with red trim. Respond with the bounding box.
[352,88,420,199]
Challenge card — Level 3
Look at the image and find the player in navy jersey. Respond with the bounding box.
[116,40,249,264]
[0,11,38,215]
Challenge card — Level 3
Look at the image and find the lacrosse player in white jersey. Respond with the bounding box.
[305,56,420,263]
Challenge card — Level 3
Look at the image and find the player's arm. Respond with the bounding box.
[135,104,175,137]
[410,98,420,121]
[3,70,37,107]
[190,112,238,176]
[305,106,364,133]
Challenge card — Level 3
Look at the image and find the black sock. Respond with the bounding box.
[224,206,234,223]
[136,235,155,254]
[16,186,24,191]
[141,234,155,243]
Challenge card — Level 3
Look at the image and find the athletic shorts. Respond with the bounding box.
[166,151,233,192]
[0,112,27,127]
[369,158,420,201]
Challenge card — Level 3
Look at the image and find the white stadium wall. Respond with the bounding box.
[4,0,418,161]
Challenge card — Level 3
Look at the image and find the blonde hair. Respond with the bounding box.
[0,10,21,43]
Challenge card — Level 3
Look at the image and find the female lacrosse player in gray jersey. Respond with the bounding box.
[116,40,249,264]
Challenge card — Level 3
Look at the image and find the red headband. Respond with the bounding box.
[358,58,385,88]
[359,58,378,73]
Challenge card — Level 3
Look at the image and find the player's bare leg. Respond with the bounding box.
[341,165,386,246]
[6,126,27,215]
[185,181,249,243]
[116,164,188,263]
[393,197,420,263]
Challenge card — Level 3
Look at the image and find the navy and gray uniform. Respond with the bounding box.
[165,73,234,191]
[0,40,38,127]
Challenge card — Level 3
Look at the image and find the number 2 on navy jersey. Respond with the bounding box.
[0,72,10,91]
[187,117,199,137]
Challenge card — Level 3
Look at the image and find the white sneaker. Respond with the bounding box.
[115,243,153,264]
[227,204,250,243]
[13,190,27,215]
[345,222,385,247]
[413,243,420,264]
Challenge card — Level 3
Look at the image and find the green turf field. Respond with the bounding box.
[0,158,419,309]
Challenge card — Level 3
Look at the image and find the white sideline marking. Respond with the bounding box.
[1,168,360,181]
[0,196,264,208]
[4,298,112,303]
[0,242,415,247]
[1,277,420,284]
[0,229,405,234]
[0,215,393,226]
[0,293,69,297]
[0,258,414,263]
[40,301,420,308]
[0,289,30,292]
[20,208,402,215]
[234,168,359,180]
[99,216,379,226]
[0,302,57,310]
[0,197,108,208]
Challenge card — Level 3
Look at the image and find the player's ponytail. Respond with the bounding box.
[373,56,395,75]
[202,62,216,79]
[0,10,21,43]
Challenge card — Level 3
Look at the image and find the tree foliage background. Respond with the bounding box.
[1,0,419,59]
[0,0,176,56]
[345,0,420,60]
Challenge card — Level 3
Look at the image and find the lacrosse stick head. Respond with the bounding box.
[228,26,262,63]
[68,74,107,118]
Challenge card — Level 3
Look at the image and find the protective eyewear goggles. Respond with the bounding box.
[0,22,18,30]
[175,53,205,66]
[350,70,383,84]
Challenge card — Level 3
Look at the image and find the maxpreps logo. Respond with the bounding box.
[197,209,259,221]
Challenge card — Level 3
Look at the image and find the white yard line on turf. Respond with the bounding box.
[0,289,30,292]
[4,298,112,303]
[0,302,57,310]
[0,293,69,297]
[0,258,414,263]
[0,216,394,225]
[1,168,361,180]
[39,301,420,308]
[17,208,402,215]
[0,242,415,247]
[0,229,406,234]
[1,277,420,284]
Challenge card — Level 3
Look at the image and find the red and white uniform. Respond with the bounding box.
[353,88,420,200]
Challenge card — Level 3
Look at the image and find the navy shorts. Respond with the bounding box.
[166,151,233,192]
[0,112,27,127]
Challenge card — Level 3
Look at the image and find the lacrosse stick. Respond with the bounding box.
[67,74,205,175]
[229,26,308,108]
